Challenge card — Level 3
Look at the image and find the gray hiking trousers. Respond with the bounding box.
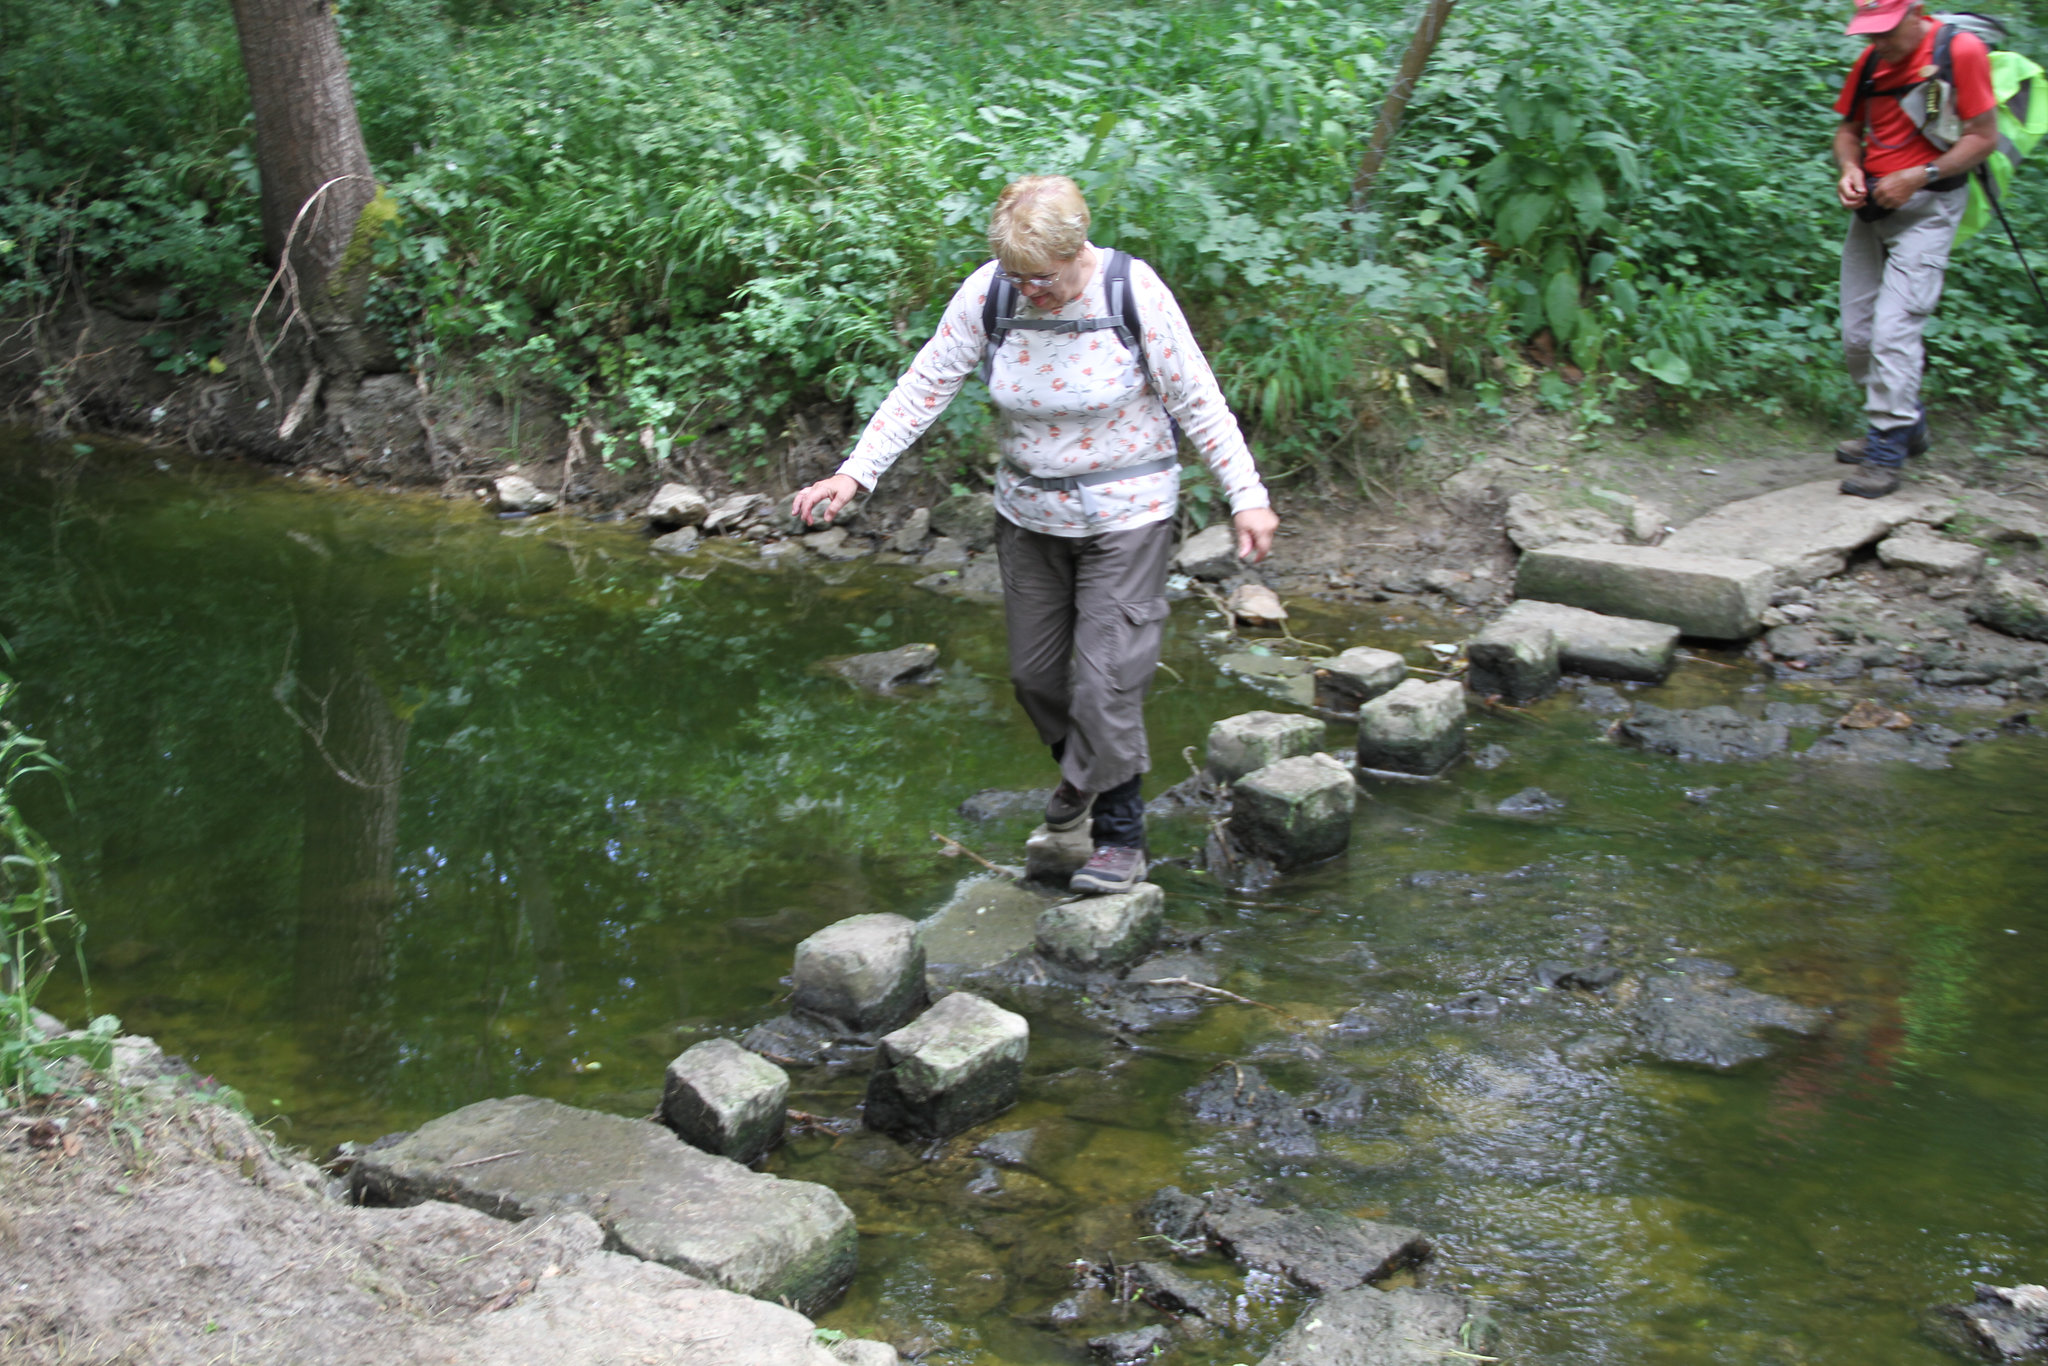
[1840,184,1967,431]
[995,514,1176,795]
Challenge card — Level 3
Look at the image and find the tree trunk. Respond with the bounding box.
[229,0,381,371]
[1351,0,1458,207]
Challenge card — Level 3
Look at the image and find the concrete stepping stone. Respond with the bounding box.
[792,913,926,1034]
[1661,478,1953,585]
[1035,883,1164,971]
[1312,645,1406,713]
[1463,619,1560,704]
[1231,754,1356,867]
[1356,679,1466,776]
[1490,599,1679,682]
[916,874,1056,969]
[349,1095,857,1313]
[863,991,1028,1141]
[1516,542,1773,640]
[1253,1286,1477,1366]
[1207,710,1325,782]
[662,1037,788,1164]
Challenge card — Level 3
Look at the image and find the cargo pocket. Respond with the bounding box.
[1109,597,1172,693]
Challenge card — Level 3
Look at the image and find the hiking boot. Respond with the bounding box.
[1840,460,1903,499]
[1070,844,1147,896]
[1044,780,1093,833]
[1835,414,1929,464]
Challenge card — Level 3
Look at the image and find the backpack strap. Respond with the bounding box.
[1104,249,1181,442]
[978,268,1015,386]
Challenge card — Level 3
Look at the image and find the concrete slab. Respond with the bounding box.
[917,874,1057,968]
[1662,479,1954,585]
[1492,599,1680,682]
[1516,543,1774,640]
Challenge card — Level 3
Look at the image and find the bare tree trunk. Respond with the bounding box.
[229,0,382,372]
[1351,0,1458,207]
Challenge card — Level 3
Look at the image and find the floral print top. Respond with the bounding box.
[837,245,1269,537]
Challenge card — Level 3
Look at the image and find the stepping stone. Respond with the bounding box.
[1463,619,1560,704]
[1660,478,1952,585]
[1313,646,1406,712]
[1036,883,1165,971]
[863,991,1028,1141]
[1253,1286,1477,1366]
[349,1095,857,1313]
[1024,823,1092,883]
[1231,754,1356,867]
[1207,710,1325,783]
[661,1037,788,1164]
[1876,527,1985,577]
[792,913,927,1034]
[1175,522,1238,580]
[1490,599,1679,682]
[1516,542,1773,640]
[916,874,1055,969]
[1356,679,1466,776]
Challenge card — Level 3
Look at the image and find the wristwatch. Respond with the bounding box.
[1923,162,1943,185]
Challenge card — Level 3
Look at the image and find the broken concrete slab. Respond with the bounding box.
[1971,570,2048,643]
[661,1037,789,1164]
[1231,753,1356,867]
[1201,1195,1433,1295]
[1661,479,1953,585]
[349,1095,857,1313]
[1313,645,1406,713]
[1356,679,1466,776]
[1876,527,1985,578]
[791,913,927,1034]
[1036,883,1165,972]
[1254,1286,1477,1366]
[863,991,1028,1141]
[1464,619,1560,704]
[1491,599,1679,682]
[1517,541,1774,640]
[1207,710,1325,783]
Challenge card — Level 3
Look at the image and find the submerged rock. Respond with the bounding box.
[1088,1325,1172,1364]
[1201,1195,1433,1294]
[1126,1261,1228,1319]
[1616,704,1789,763]
[958,788,1053,823]
[1629,965,1825,1069]
[1254,1286,1476,1366]
[825,643,941,693]
[1494,787,1565,817]
[349,1095,856,1313]
[1934,1282,2048,1360]
[1184,1064,1317,1160]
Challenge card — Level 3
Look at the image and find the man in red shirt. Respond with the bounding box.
[1831,0,1999,497]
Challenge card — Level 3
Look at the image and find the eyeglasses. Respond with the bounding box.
[995,266,1062,290]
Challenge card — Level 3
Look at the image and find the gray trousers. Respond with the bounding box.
[1841,185,1967,430]
[995,515,1176,794]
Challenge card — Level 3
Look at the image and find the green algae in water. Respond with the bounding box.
[5,431,2048,1365]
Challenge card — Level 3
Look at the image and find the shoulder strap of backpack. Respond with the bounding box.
[1102,249,1152,394]
[979,266,1014,386]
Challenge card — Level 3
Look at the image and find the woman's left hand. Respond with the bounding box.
[1234,507,1279,563]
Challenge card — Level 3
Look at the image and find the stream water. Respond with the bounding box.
[5,431,2046,1365]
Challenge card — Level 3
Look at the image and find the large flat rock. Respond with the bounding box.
[1516,542,1773,640]
[350,1095,857,1313]
[1662,479,1953,585]
[1492,599,1679,681]
[1201,1195,1432,1294]
[1255,1286,1476,1366]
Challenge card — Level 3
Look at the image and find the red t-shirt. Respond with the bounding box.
[1835,23,1995,177]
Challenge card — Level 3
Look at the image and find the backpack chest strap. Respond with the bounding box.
[995,315,1127,334]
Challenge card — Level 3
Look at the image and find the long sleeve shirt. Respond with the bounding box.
[837,245,1269,537]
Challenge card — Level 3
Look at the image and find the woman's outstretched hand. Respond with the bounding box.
[791,473,860,526]
[1234,506,1279,563]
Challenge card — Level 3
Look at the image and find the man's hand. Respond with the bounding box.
[1234,506,1279,564]
[1870,167,1925,209]
[1837,164,1869,210]
[791,473,860,526]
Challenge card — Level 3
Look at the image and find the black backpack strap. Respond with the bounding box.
[1105,248,1181,444]
[979,265,1014,385]
[1932,20,1957,82]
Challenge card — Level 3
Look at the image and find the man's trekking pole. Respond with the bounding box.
[1980,166,2048,323]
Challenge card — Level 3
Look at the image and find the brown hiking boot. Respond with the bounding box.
[1840,462,1902,499]
[1070,844,1147,895]
[1044,780,1093,833]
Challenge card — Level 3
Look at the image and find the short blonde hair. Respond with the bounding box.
[988,175,1090,276]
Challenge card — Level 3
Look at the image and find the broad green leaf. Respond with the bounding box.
[1633,348,1693,386]
[1564,168,1606,228]
[1545,267,1580,342]
[1495,192,1553,246]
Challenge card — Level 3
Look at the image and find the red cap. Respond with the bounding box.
[1846,0,1913,34]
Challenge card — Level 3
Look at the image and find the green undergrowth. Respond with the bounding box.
[3,0,2044,486]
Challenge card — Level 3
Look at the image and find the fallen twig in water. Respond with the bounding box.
[1678,651,1743,671]
[1476,694,1541,720]
[1146,977,1290,1015]
[930,831,1008,874]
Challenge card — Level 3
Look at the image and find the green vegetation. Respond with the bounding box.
[0,664,113,1100]
[3,0,2044,482]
